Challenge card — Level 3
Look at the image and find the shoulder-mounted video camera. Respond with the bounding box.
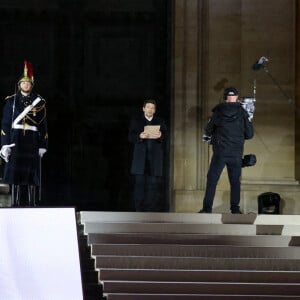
[239,97,256,121]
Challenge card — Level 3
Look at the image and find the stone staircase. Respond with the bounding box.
[78,212,300,299]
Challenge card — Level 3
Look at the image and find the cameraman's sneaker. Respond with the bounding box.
[232,210,242,214]
[198,209,212,213]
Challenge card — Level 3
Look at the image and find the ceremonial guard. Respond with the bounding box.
[0,61,48,206]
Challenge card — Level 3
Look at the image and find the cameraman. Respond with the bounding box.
[199,87,254,214]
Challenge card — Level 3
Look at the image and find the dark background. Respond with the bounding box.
[0,0,172,211]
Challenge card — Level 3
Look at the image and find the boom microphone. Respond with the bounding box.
[252,56,269,70]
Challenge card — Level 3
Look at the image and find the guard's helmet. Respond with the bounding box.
[18,61,34,86]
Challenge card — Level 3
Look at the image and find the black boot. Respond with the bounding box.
[28,185,37,207]
[11,184,20,207]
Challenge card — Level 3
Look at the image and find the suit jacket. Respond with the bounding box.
[128,114,167,176]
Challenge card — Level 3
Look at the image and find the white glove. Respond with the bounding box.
[39,148,47,158]
[0,144,16,162]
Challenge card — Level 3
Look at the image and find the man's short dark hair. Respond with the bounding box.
[143,99,157,107]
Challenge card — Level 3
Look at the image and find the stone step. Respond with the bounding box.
[0,194,10,207]
[91,244,300,259]
[83,222,300,236]
[102,281,300,296]
[99,268,300,283]
[105,294,300,300]
[0,183,9,194]
[87,232,300,247]
[79,211,300,225]
[95,256,300,271]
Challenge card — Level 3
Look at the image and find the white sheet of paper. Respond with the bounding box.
[144,125,160,139]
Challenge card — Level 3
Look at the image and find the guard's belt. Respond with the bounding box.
[12,124,38,131]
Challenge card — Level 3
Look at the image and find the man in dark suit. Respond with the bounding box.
[128,99,167,212]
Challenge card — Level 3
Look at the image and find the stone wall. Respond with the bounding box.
[172,0,300,213]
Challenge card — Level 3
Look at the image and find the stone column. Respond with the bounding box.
[296,0,300,180]
[172,0,208,211]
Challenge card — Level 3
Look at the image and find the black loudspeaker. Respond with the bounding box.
[258,192,280,214]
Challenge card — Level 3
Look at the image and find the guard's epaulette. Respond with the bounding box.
[5,94,16,100]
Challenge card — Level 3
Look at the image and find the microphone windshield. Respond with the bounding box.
[252,56,268,71]
[252,62,263,71]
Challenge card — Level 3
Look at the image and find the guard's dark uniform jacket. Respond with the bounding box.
[205,102,253,157]
[1,91,48,185]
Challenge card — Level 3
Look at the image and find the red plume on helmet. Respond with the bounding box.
[25,61,34,80]
[18,60,34,86]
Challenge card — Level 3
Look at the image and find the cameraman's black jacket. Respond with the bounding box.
[205,102,253,157]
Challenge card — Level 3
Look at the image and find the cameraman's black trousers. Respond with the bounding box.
[202,154,242,213]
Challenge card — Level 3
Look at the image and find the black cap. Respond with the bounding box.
[224,87,238,99]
